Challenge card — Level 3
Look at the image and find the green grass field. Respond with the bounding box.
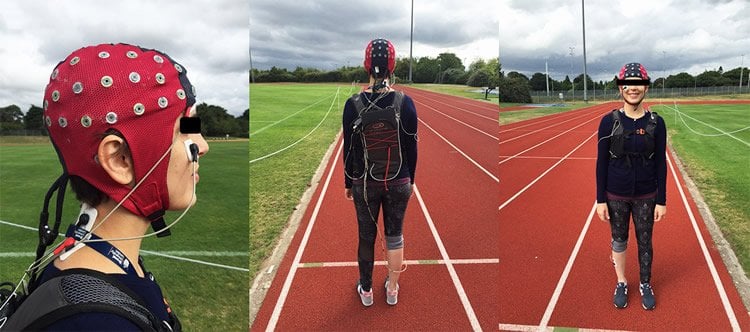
[649,103,750,276]
[0,137,248,331]
[249,83,351,280]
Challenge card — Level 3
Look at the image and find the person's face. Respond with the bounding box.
[619,78,649,106]
[166,107,209,210]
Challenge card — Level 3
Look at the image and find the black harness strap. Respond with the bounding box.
[3,269,162,331]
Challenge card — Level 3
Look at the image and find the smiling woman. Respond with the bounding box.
[595,62,668,311]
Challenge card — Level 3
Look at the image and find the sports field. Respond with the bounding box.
[650,101,750,276]
[0,137,248,331]
[249,83,352,281]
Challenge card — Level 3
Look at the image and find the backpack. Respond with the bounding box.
[608,109,659,167]
[347,91,405,182]
[0,269,179,331]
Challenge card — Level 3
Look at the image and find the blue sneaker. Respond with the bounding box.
[640,283,655,310]
[613,282,628,308]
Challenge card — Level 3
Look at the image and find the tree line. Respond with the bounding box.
[251,53,500,87]
[516,66,749,93]
[0,103,248,138]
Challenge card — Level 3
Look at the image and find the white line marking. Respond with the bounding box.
[419,118,498,183]
[499,131,597,211]
[499,112,604,165]
[664,103,750,146]
[298,258,499,268]
[415,100,497,140]
[250,87,340,164]
[265,140,342,332]
[498,155,596,160]
[538,201,597,329]
[0,251,247,257]
[250,92,334,137]
[499,323,634,332]
[0,219,247,271]
[414,185,482,332]
[140,250,248,272]
[666,152,741,331]
[0,219,35,231]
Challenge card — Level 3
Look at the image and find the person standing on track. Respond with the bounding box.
[2,43,208,331]
[596,62,667,310]
[342,38,418,307]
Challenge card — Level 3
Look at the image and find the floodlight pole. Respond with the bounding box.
[409,0,414,82]
[740,54,744,90]
[581,0,588,102]
[249,46,255,84]
[662,51,666,96]
[545,60,550,97]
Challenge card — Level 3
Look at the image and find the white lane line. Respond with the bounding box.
[265,140,342,332]
[499,156,596,160]
[0,219,247,271]
[419,119,498,183]
[666,152,741,331]
[499,106,608,143]
[499,131,597,211]
[298,258,499,268]
[0,251,247,257]
[250,87,340,164]
[0,219,36,231]
[498,323,633,332]
[537,201,597,329]
[140,250,248,272]
[499,112,604,165]
[415,100,498,140]
[414,185,482,332]
[250,92,335,137]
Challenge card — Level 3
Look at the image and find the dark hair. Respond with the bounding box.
[69,130,131,207]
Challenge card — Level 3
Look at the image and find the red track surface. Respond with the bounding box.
[498,101,750,331]
[252,87,500,331]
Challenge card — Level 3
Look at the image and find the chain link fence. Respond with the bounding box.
[530,85,750,103]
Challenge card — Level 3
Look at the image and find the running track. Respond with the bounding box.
[498,101,750,331]
[252,86,500,330]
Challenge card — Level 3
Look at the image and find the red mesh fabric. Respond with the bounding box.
[364,39,396,76]
[618,62,649,80]
[43,43,195,220]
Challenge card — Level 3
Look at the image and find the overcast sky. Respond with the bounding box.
[499,0,750,82]
[250,0,501,72]
[0,0,248,116]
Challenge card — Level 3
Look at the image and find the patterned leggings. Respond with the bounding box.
[351,182,412,290]
[608,197,656,283]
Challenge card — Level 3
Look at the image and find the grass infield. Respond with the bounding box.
[249,83,351,281]
[0,137,249,331]
[649,102,750,276]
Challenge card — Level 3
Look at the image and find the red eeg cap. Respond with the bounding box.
[43,43,196,220]
[618,62,649,81]
[364,38,396,77]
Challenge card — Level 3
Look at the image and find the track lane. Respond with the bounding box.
[498,103,750,331]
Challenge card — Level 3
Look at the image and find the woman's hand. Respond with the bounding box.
[345,188,353,200]
[654,204,666,222]
[596,203,609,221]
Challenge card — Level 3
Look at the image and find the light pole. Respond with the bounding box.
[740,54,744,90]
[569,46,575,98]
[545,59,550,97]
[662,51,666,97]
[409,0,414,82]
[581,0,588,102]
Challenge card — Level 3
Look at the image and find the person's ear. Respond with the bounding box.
[97,135,134,186]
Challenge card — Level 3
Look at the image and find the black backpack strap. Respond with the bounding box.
[608,109,624,159]
[3,269,161,331]
[351,93,367,116]
[643,111,659,159]
[391,91,404,117]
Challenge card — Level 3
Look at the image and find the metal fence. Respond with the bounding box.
[530,85,750,103]
[0,129,47,136]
